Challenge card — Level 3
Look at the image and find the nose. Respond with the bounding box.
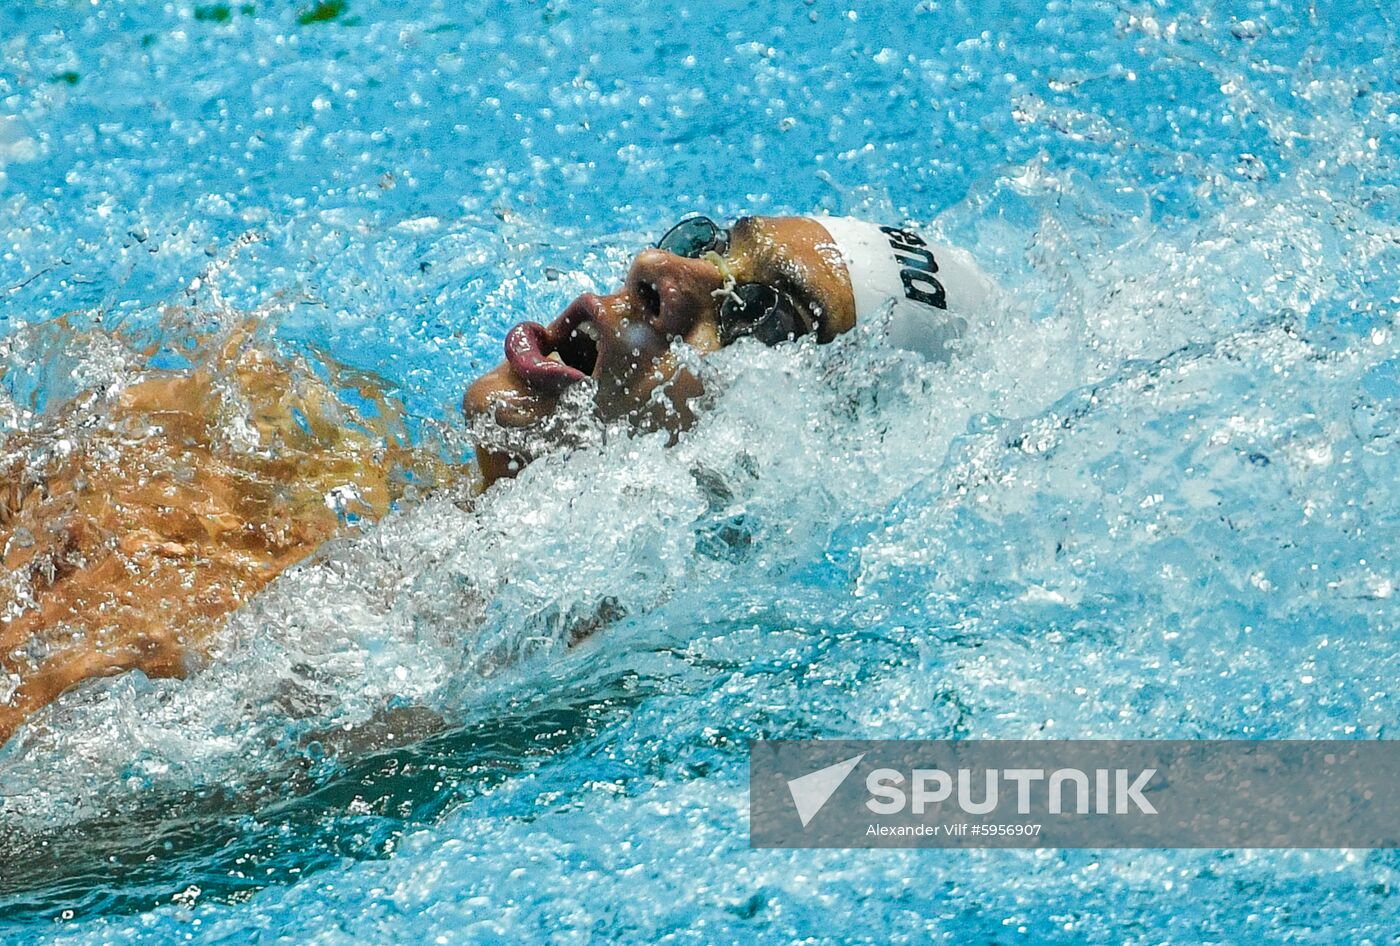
[610,248,725,340]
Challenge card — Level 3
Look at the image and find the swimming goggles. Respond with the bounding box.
[655,216,812,346]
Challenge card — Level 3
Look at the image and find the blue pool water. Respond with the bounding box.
[2,0,1398,942]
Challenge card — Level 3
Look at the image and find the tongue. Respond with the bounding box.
[505,322,587,391]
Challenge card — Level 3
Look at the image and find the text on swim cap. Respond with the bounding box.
[879,225,946,310]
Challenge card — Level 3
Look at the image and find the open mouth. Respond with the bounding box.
[504,295,602,393]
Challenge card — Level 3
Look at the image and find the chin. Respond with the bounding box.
[465,355,707,487]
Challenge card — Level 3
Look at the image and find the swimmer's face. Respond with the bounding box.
[464,216,857,486]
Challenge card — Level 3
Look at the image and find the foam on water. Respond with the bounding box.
[1,0,1398,941]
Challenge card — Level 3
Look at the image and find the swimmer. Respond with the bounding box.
[465,214,993,485]
[0,214,992,745]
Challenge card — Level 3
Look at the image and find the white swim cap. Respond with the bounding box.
[812,216,994,362]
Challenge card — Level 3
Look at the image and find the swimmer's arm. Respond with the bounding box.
[0,632,187,747]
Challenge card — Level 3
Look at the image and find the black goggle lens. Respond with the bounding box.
[656,216,729,259]
[719,283,808,347]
